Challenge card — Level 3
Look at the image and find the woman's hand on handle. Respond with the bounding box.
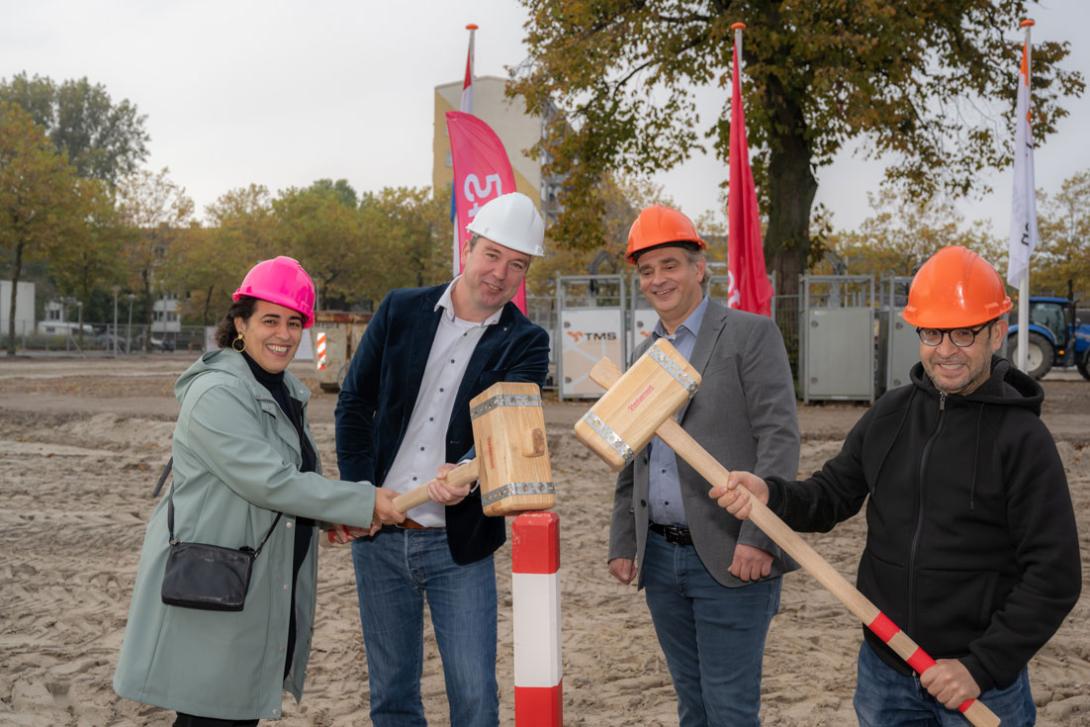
[708,470,769,521]
[371,487,405,534]
[327,524,370,544]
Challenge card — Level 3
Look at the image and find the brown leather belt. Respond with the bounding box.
[394,518,444,531]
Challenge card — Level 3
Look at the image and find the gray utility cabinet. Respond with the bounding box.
[877,276,918,393]
[800,275,876,403]
[556,275,626,400]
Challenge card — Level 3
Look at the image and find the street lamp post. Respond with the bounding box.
[126,294,136,354]
[112,286,120,356]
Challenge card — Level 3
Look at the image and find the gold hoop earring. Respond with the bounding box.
[232,333,246,353]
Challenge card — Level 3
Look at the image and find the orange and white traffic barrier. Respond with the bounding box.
[511,512,562,726]
[315,331,329,371]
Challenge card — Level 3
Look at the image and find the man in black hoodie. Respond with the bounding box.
[710,246,1081,726]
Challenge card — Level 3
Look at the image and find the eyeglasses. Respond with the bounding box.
[916,321,994,348]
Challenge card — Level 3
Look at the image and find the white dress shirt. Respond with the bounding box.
[382,277,501,526]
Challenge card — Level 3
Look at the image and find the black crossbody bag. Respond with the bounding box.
[160,460,282,612]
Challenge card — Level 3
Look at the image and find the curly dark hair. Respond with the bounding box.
[214,296,258,349]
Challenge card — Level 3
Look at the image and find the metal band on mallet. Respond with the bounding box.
[482,482,556,507]
[471,393,543,419]
[648,345,699,396]
[579,411,634,465]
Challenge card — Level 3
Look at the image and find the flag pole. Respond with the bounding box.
[453,23,478,277]
[1016,18,1034,373]
[732,21,745,63]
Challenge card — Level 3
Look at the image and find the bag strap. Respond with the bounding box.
[164,458,283,556]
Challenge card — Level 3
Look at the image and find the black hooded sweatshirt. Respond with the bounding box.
[765,356,1081,691]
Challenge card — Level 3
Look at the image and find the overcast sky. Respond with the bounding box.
[3,0,1088,238]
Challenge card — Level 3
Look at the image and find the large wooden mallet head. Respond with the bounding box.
[573,338,700,471]
[393,381,555,516]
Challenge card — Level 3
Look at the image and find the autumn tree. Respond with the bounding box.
[513,0,1083,296]
[115,167,195,351]
[165,184,276,325]
[823,188,1004,280]
[1034,170,1090,300]
[0,73,149,186]
[45,178,126,328]
[0,102,85,354]
[272,180,365,308]
[357,186,451,305]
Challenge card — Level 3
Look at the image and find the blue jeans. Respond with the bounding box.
[854,640,1036,726]
[351,527,498,727]
[642,530,782,727]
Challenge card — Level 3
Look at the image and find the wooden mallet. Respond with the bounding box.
[327,382,554,544]
[390,381,554,516]
[575,339,999,727]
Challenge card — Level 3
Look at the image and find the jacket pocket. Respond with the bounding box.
[915,567,998,655]
[857,550,909,629]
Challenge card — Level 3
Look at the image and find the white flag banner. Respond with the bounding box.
[1007,38,1039,288]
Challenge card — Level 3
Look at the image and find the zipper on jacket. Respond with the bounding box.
[908,391,945,636]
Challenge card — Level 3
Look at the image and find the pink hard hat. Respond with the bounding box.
[232,256,316,328]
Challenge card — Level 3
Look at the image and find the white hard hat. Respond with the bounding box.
[466,192,545,257]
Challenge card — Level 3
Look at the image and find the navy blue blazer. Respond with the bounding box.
[335,284,549,564]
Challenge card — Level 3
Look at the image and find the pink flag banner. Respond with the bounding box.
[445,110,526,312]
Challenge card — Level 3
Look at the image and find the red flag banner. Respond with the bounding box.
[445,110,526,312]
[727,40,773,316]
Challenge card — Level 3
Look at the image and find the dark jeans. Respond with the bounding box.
[854,640,1036,726]
[642,529,782,727]
[351,526,499,727]
[174,714,258,727]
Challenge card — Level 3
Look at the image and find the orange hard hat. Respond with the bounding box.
[902,246,1012,328]
[626,205,706,262]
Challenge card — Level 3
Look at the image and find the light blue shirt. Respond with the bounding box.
[647,296,709,526]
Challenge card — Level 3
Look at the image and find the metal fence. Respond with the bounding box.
[7,289,809,390]
[1,322,209,355]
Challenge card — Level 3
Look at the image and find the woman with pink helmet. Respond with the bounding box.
[114,256,403,725]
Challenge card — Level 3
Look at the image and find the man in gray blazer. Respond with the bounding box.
[608,205,800,727]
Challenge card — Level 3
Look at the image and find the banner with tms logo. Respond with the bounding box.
[559,309,625,399]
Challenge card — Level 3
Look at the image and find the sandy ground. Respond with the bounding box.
[1,354,1088,726]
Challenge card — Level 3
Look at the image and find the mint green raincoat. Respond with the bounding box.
[114,349,375,720]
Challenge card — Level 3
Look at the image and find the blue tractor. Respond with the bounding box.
[1007,295,1090,380]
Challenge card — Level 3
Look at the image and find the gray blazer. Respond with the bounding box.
[608,299,801,587]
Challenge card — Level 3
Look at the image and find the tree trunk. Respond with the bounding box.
[762,83,817,301]
[754,0,818,302]
[203,285,215,327]
[6,242,24,356]
[758,58,817,376]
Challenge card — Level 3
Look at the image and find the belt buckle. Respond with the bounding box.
[663,524,691,545]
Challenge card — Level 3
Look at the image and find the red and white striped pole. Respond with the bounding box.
[314,331,329,371]
[511,512,562,726]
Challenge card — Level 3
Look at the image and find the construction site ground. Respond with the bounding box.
[2,354,1088,726]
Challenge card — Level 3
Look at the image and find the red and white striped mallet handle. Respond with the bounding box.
[590,361,1000,727]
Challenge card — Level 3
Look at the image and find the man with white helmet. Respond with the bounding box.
[335,192,549,727]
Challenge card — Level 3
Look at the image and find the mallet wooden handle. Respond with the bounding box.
[391,459,480,512]
[590,360,999,727]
